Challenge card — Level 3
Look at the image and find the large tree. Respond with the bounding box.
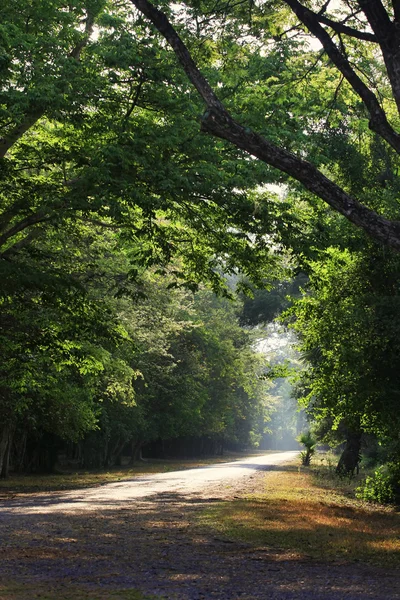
[0,0,290,292]
[288,242,400,468]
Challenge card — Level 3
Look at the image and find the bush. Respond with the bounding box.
[356,463,400,505]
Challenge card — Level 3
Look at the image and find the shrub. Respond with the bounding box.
[356,463,400,505]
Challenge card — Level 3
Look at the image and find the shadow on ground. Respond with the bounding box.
[0,489,399,600]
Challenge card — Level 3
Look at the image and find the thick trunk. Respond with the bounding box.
[336,431,362,476]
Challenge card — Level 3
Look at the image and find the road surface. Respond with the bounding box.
[0,451,298,514]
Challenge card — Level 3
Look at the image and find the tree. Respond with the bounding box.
[0,0,292,472]
[0,0,290,296]
[288,244,400,467]
[130,0,400,250]
[0,221,140,475]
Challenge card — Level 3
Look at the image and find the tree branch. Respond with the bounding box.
[200,108,400,250]
[282,0,400,154]
[69,9,96,60]
[0,210,52,249]
[0,228,43,259]
[357,0,400,114]
[0,6,96,158]
[357,0,394,46]
[130,0,225,111]
[392,0,400,25]
[316,12,377,42]
[130,0,400,251]
[0,111,44,159]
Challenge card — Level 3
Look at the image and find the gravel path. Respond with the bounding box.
[0,452,399,599]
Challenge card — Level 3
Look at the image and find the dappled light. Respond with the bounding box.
[201,469,400,568]
[1,456,399,599]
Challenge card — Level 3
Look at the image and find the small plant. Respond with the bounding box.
[297,431,317,466]
[356,462,400,505]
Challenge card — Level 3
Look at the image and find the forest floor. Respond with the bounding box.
[0,452,399,600]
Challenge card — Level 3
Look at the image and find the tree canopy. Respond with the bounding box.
[130,0,400,249]
[2,0,400,483]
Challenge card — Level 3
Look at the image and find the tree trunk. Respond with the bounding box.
[13,431,27,472]
[336,431,362,476]
[0,424,13,478]
[129,440,144,464]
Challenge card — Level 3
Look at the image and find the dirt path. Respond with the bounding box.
[0,452,399,599]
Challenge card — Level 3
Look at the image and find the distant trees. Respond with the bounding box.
[0,217,272,473]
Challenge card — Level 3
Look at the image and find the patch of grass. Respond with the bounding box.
[0,451,275,496]
[200,464,400,567]
[310,452,395,503]
[0,582,156,600]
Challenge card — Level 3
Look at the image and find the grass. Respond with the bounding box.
[0,451,274,496]
[200,460,400,568]
[0,583,156,600]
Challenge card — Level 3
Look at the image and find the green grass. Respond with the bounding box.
[199,462,400,567]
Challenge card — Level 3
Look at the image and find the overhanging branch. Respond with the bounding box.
[316,13,377,42]
[130,0,400,251]
[282,0,400,154]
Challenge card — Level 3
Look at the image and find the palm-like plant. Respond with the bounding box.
[297,431,317,466]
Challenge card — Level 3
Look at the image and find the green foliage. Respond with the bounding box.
[288,245,400,447]
[297,431,317,466]
[2,0,400,479]
[355,464,400,505]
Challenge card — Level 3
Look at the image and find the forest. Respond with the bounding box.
[1,0,400,502]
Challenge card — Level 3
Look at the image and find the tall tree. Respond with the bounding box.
[0,0,288,293]
[288,243,400,464]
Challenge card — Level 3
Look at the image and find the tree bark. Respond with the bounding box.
[0,424,13,479]
[129,440,144,464]
[336,431,362,476]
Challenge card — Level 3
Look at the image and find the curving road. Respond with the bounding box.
[0,450,298,514]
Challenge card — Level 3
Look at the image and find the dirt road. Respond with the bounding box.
[0,451,298,514]
[1,451,399,599]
